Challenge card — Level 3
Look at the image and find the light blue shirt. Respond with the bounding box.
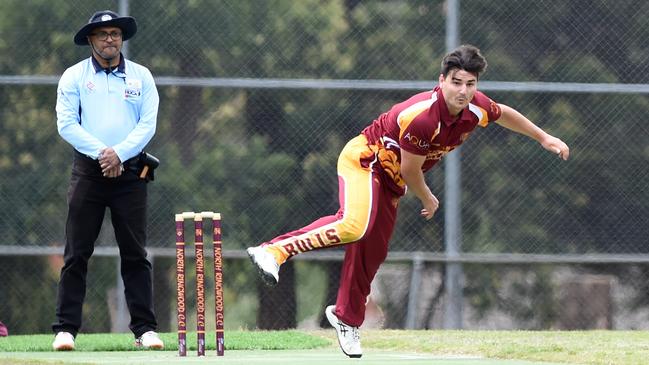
[56,55,158,161]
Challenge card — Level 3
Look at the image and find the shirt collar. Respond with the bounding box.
[91,53,126,74]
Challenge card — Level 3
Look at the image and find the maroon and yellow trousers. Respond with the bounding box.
[263,134,400,326]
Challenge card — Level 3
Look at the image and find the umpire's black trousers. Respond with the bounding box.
[52,150,157,338]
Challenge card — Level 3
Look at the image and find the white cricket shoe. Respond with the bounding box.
[247,246,280,286]
[325,305,362,358]
[52,331,75,351]
[135,330,164,349]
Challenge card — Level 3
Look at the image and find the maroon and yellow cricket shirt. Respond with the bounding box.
[362,85,502,195]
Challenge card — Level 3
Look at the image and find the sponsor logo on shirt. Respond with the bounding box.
[124,78,142,99]
[403,132,430,149]
[125,88,141,97]
[426,146,455,161]
[490,100,500,115]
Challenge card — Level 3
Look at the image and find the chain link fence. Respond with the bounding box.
[1,0,648,335]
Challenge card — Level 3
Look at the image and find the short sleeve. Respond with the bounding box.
[472,91,501,127]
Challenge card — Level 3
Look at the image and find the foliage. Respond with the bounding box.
[0,0,647,334]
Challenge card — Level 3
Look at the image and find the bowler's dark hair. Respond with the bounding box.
[440,44,487,79]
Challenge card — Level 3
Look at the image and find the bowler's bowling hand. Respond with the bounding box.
[420,194,439,220]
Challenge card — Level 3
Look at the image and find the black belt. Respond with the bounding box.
[73,150,158,181]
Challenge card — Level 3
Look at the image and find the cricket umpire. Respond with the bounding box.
[52,10,162,350]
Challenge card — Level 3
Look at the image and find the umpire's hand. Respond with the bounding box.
[99,147,123,177]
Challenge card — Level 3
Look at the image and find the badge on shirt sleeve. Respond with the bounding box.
[124,78,142,99]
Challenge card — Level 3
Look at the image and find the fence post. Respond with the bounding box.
[113,0,131,333]
[405,253,424,329]
[443,0,464,330]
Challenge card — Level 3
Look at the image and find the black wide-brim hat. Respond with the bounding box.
[74,10,137,46]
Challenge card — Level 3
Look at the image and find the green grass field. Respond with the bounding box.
[1,330,648,365]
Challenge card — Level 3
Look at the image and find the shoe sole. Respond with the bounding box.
[247,249,278,287]
[53,344,74,351]
[135,344,164,350]
[325,306,362,358]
